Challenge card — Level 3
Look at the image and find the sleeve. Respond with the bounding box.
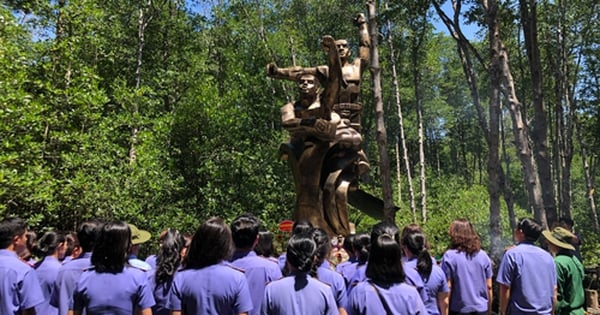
[495,252,514,286]
[135,272,156,310]
[234,274,254,313]
[440,252,453,280]
[323,286,340,315]
[555,260,568,313]
[167,274,183,311]
[19,268,45,310]
[260,285,271,315]
[484,252,493,279]
[70,280,86,312]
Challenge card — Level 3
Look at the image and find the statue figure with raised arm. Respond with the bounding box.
[268,4,373,236]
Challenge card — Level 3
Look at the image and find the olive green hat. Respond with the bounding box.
[542,227,575,251]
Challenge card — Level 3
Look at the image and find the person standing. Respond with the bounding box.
[127,224,152,271]
[0,217,44,315]
[346,221,426,315]
[70,220,155,315]
[147,228,185,315]
[34,231,67,315]
[497,218,557,315]
[543,227,585,315]
[168,217,253,315]
[312,228,348,315]
[441,219,493,315]
[230,214,282,315]
[261,232,339,315]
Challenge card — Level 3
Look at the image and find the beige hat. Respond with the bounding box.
[542,227,575,251]
[128,224,151,245]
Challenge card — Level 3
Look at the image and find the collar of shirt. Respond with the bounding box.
[231,250,257,261]
[0,249,18,258]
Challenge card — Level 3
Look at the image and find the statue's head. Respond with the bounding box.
[335,39,351,58]
[296,73,319,96]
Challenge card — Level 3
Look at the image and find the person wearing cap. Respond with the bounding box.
[543,227,585,315]
[0,217,45,315]
[128,223,152,271]
[497,218,557,315]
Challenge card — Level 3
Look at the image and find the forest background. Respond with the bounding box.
[1,0,599,268]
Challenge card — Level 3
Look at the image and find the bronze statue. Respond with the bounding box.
[268,6,374,236]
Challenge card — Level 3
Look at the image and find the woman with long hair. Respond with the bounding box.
[70,221,155,315]
[347,221,426,315]
[312,228,348,315]
[261,231,339,315]
[167,217,252,315]
[441,219,492,315]
[402,230,449,315]
[34,231,67,315]
[147,228,185,315]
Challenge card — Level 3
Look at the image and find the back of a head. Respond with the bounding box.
[354,232,371,264]
[0,217,27,249]
[366,221,405,284]
[286,232,316,273]
[311,228,330,262]
[518,217,543,242]
[255,229,276,257]
[292,220,313,235]
[77,220,103,253]
[449,218,481,255]
[92,220,131,273]
[37,231,66,257]
[186,217,233,269]
[402,232,433,278]
[342,234,355,256]
[156,228,185,284]
[231,213,260,249]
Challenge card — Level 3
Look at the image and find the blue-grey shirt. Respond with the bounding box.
[348,281,426,315]
[405,258,449,315]
[34,256,62,315]
[0,249,45,314]
[50,252,92,315]
[442,249,493,313]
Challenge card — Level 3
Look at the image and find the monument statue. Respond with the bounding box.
[267,5,374,236]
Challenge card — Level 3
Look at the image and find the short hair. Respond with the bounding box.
[517,217,543,242]
[0,217,27,249]
[91,221,131,273]
[353,232,371,265]
[77,220,103,253]
[186,217,233,269]
[286,232,316,273]
[36,231,66,257]
[366,221,405,284]
[230,213,260,249]
[449,218,481,255]
[342,234,355,254]
[292,220,313,235]
[255,229,277,258]
[155,228,185,285]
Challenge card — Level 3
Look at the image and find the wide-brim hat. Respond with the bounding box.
[542,227,575,251]
[129,224,151,245]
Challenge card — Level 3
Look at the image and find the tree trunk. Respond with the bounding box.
[519,0,557,226]
[367,3,395,223]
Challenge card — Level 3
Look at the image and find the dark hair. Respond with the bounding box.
[0,217,28,249]
[186,217,233,269]
[91,221,131,273]
[77,220,102,253]
[255,229,277,258]
[36,231,66,257]
[342,234,355,255]
[64,232,77,258]
[353,232,371,265]
[366,221,405,284]
[286,232,317,273]
[402,232,433,278]
[155,228,185,285]
[517,217,543,242]
[558,217,574,229]
[449,219,481,255]
[292,220,313,235]
[231,214,260,249]
[311,228,331,262]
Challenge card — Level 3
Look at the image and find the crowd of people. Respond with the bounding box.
[0,214,585,315]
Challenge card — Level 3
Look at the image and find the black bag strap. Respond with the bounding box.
[368,280,393,315]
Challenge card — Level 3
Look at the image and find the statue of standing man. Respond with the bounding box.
[267,3,373,236]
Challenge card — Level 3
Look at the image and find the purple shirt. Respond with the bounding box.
[72,266,155,315]
[261,272,339,315]
[230,250,283,315]
[496,242,556,315]
[34,256,62,315]
[168,262,253,314]
[337,259,358,285]
[317,262,348,309]
[405,258,449,315]
[147,269,174,315]
[145,254,157,269]
[441,249,493,313]
[50,252,92,315]
[348,281,427,315]
[0,249,45,314]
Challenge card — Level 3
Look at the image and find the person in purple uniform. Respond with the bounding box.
[261,232,339,315]
[441,219,493,315]
[312,228,348,315]
[402,230,449,315]
[335,234,357,285]
[70,220,155,315]
[0,217,44,315]
[168,217,253,315]
[277,219,314,273]
[147,228,185,315]
[229,214,283,315]
[254,228,279,264]
[347,221,426,315]
[497,218,557,315]
[346,232,370,292]
[34,231,67,315]
[51,220,102,315]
